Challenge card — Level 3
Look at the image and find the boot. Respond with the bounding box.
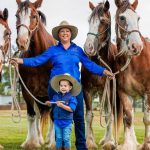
[64,148,71,150]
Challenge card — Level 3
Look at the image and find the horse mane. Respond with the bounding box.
[89,3,104,22]
[37,10,46,25]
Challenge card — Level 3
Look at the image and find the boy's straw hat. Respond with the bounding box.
[51,73,81,96]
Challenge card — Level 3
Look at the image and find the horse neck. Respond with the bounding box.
[29,21,55,56]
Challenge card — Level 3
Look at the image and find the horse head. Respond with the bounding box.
[84,1,111,56]
[16,0,46,51]
[115,0,143,56]
[0,8,11,80]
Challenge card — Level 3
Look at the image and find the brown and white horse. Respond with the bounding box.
[82,1,121,149]
[115,0,150,149]
[15,0,56,149]
[0,8,11,150]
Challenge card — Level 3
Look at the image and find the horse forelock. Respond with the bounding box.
[89,3,104,22]
[19,0,30,14]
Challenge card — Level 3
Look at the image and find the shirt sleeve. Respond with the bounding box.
[78,47,106,76]
[69,96,78,112]
[23,47,53,67]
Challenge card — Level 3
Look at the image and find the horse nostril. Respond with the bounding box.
[88,43,93,51]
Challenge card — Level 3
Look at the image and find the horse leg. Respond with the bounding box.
[99,92,115,149]
[118,90,138,150]
[34,102,44,145]
[84,90,98,148]
[140,93,150,149]
[46,119,56,149]
[21,101,42,149]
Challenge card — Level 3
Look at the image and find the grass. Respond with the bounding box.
[0,110,145,150]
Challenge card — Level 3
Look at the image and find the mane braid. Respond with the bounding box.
[38,11,46,25]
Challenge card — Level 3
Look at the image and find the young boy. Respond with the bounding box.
[45,73,81,150]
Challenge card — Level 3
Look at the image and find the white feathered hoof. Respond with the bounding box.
[139,138,150,150]
[0,145,4,150]
[46,143,56,150]
[86,138,98,149]
[102,141,116,150]
[20,140,41,149]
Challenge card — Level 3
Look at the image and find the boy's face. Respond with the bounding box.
[59,80,72,94]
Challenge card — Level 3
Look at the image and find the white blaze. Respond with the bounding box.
[18,8,31,37]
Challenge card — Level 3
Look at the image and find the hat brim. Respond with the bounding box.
[52,25,78,41]
[50,74,81,96]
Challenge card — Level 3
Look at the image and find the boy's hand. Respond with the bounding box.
[56,101,64,107]
[45,101,51,106]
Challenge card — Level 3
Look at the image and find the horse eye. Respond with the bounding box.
[15,14,20,19]
[120,16,125,21]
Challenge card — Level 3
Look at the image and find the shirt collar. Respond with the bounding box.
[57,41,76,49]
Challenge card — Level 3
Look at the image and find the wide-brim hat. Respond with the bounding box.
[50,73,81,96]
[52,20,78,41]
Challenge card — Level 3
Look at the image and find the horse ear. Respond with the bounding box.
[131,0,138,10]
[33,0,43,8]
[114,0,121,7]
[89,1,95,10]
[104,1,110,12]
[3,8,8,21]
[16,0,21,6]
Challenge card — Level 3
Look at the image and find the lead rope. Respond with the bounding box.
[8,47,22,123]
[9,60,65,106]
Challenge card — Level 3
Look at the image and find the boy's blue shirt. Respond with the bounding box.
[50,92,77,128]
[23,42,105,82]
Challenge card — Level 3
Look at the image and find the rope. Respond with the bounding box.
[9,49,22,123]
[97,56,119,148]
[9,61,65,106]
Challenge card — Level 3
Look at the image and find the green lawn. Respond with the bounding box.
[0,110,144,150]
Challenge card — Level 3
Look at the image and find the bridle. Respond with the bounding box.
[87,23,110,40]
[16,9,39,38]
[87,13,111,58]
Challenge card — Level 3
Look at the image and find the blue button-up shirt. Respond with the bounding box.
[23,42,105,82]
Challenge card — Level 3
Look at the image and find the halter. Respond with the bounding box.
[87,19,111,52]
[16,10,39,37]
[87,25,110,39]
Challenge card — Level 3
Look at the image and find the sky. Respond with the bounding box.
[0,0,150,47]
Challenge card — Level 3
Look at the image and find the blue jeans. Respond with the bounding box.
[55,123,72,148]
[48,84,87,150]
